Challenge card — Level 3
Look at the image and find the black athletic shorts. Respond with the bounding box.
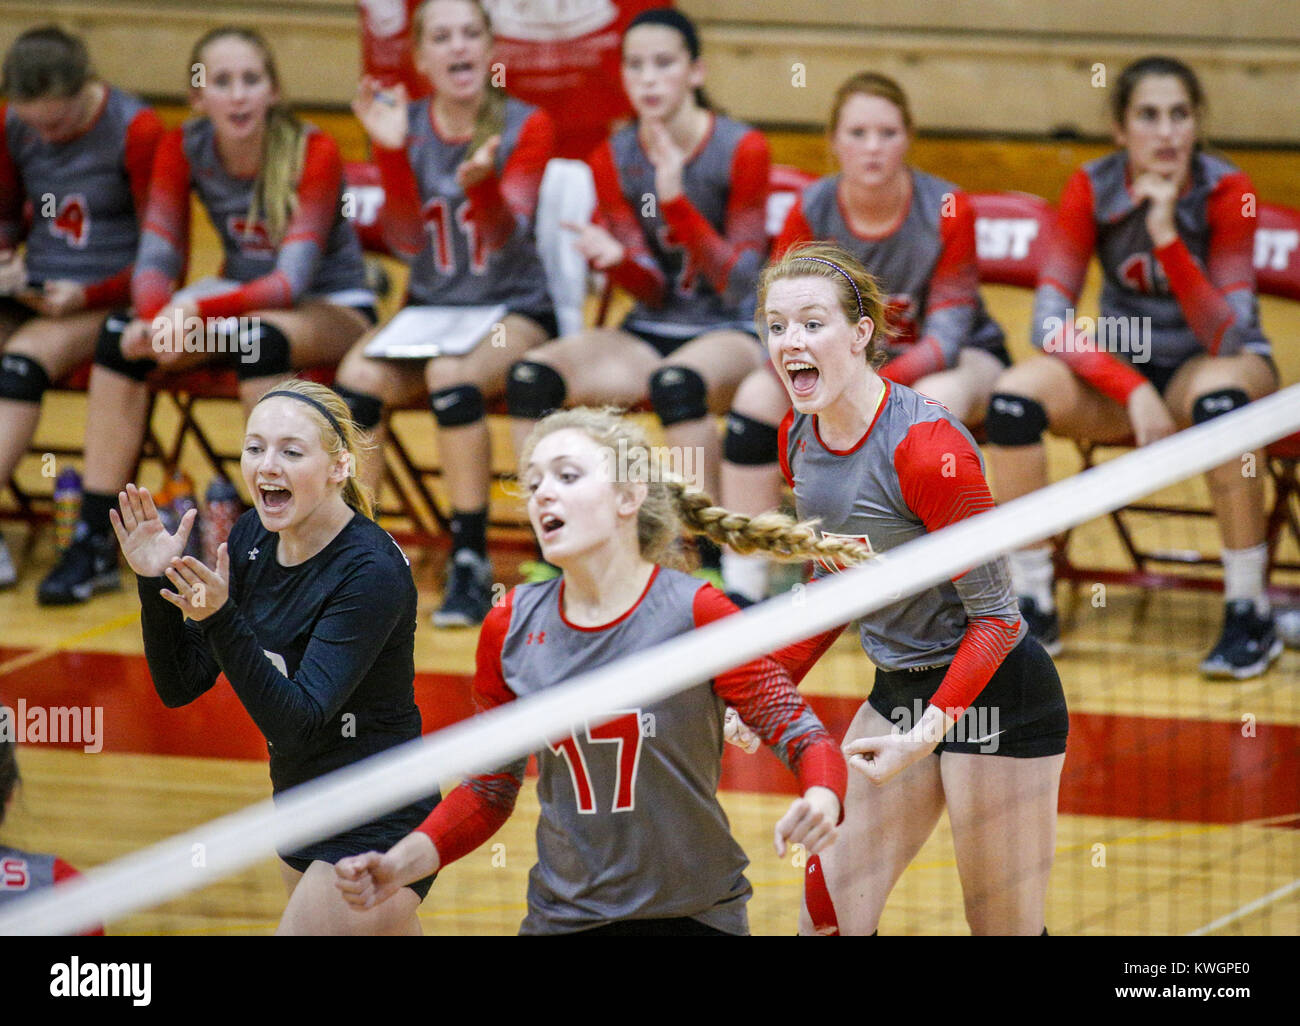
[867,635,1068,758]
[279,790,441,901]
[622,320,761,359]
[1134,351,1278,397]
[511,307,558,339]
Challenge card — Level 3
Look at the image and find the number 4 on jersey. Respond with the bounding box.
[550,709,644,814]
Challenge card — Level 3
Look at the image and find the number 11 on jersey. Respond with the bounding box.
[550,709,644,814]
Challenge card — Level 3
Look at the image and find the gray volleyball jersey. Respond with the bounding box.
[0,844,58,908]
[780,382,1022,670]
[601,115,767,338]
[796,170,1004,361]
[1,88,155,284]
[1034,150,1268,371]
[401,97,550,311]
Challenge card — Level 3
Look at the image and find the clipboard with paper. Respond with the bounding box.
[363,304,508,359]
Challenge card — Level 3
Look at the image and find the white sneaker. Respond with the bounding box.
[0,535,16,589]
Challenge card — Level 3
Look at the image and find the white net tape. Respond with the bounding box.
[3,384,1299,936]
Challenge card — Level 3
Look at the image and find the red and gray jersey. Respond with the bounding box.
[416,567,846,935]
[0,844,102,935]
[779,382,1024,710]
[1034,150,1269,405]
[372,96,553,311]
[0,88,163,307]
[592,114,770,341]
[777,170,1004,387]
[132,119,368,321]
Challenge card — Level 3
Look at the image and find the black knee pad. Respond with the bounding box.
[429,384,485,428]
[93,309,155,382]
[333,383,385,430]
[0,353,51,403]
[985,393,1048,446]
[506,360,567,420]
[649,365,708,426]
[1192,388,1249,425]
[724,411,780,466]
[234,320,292,380]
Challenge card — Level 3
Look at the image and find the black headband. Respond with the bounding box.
[260,389,346,442]
[793,256,865,321]
[626,8,701,59]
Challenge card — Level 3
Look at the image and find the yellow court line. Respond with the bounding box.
[0,610,141,679]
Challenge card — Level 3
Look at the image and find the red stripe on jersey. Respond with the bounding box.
[693,584,847,805]
[777,408,795,488]
[893,418,994,533]
[660,128,770,298]
[773,196,814,260]
[416,591,522,867]
[1038,168,1096,309]
[558,566,660,632]
[588,139,666,304]
[372,143,426,258]
[812,380,891,456]
[927,615,1021,716]
[0,107,22,250]
[134,127,193,319]
[51,859,105,936]
[462,109,554,257]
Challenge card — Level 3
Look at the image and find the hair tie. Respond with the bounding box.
[260,389,346,443]
[793,256,865,321]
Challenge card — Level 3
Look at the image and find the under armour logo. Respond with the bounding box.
[1,356,28,375]
[248,547,259,561]
[658,368,684,386]
[432,393,458,411]
[1201,396,1235,414]
[992,396,1025,417]
[512,365,537,382]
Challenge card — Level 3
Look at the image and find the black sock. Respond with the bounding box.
[696,535,722,571]
[449,508,488,558]
[79,491,117,539]
[1041,926,1049,936]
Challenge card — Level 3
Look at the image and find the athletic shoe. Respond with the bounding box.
[1277,606,1300,650]
[0,535,16,589]
[518,559,561,584]
[432,550,493,628]
[1018,595,1062,657]
[1200,600,1284,680]
[37,529,121,605]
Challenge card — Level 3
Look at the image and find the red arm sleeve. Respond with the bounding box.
[772,197,814,260]
[589,139,666,304]
[52,859,105,936]
[462,109,554,255]
[694,586,846,806]
[776,408,794,488]
[195,131,345,319]
[660,129,770,303]
[372,142,427,258]
[1036,169,1148,405]
[1153,171,1259,356]
[0,106,27,252]
[415,593,524,868]
[82,107,165,309]
[132,126,192,320]
[894,420,1022,715]
[881,191,978,386]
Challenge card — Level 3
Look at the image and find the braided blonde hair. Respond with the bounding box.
[253,379,378,521]
[518,408,874,570]
[190,27,307,247]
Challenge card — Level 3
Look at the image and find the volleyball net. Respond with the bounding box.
[2,385,1299,936]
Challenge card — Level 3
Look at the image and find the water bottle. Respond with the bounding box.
[202,475,242,566]
[53,467,82,554]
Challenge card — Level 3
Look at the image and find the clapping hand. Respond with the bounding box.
[352,77,409,150]
[641,119,686,203]
[455,134,500,191]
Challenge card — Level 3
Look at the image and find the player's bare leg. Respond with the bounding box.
[657,330,763,498]
[799,701,944,935]
[940,751,1065,935]
[235,302,370,412]
[427,314,549,514]
[276,859,422,936]
[334,336,427,492]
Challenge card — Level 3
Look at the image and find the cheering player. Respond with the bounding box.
[505,8,771,555]
[0,26,163,589]
[335,406,852,935]
[983,57,1280,677]
[336,0,556,628]
[111,380,438,935]
[720,72,1006,604]
[764,242,1068,935]
[38,26,374,605]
